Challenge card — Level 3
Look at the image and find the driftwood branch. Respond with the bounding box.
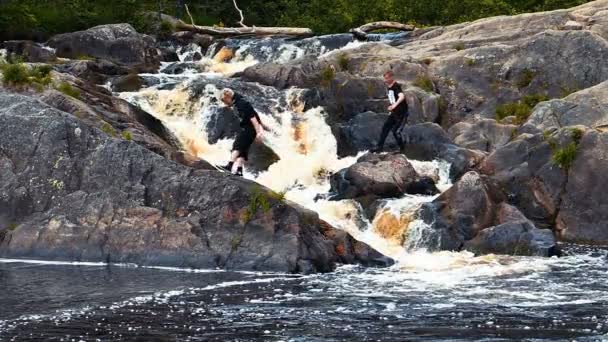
[184,4,195,26]
[232,0,248,28]
[350,21,415,40]
[175,20,313,37]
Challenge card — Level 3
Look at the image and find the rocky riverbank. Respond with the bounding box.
[2,0,608,272]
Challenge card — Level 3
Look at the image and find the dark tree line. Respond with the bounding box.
[0,0,593,41]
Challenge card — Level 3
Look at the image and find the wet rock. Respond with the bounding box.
[464,221,559,257]
[405,176,440,196]
[2,40,57,63]
[171,31,214,50]
[110,74,145,92]
[160,62,207,75]
[479,129,572,229]
[527,80,608,130]
[47,24,160,72]
[40,72,181,159]
[335,112,397,156]
[0,91,384,273]
[330,153,419,200]
[53,59,130,84]
[449,119,518,152]
[319,221,394,268]
[204,106,241,144]
[556,130,608,244]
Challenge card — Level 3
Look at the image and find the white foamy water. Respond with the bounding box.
[116,38,580,280]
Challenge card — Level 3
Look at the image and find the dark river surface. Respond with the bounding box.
[1,245,607,341]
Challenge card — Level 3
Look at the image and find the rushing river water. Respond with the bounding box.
[2,34,608,341]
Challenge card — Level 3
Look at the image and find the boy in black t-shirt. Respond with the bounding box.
[219,88,265,176]
[372,70,407,152]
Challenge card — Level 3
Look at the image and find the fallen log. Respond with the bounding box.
[175,20,313,37]
[350,21,415,40]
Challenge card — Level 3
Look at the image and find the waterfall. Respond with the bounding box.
[119,35,458,263]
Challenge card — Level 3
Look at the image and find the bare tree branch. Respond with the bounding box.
[232,0,248,28]
[175,20,313,37]
[350,21,416,40]
[184,3,195,26]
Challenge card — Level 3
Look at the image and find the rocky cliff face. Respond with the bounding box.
[0,92,390,272]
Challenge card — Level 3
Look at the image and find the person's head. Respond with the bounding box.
[220,88,235,106]
[383,70,395,86]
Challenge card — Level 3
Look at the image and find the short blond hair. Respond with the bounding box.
[221,88,234,99]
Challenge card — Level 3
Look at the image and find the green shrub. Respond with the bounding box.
[320,65,335,87]
[337,53,349,71]
[465,58,476,66]
[101,122,116,137]
[552,142,578,169]
[7,223,18,231]
[516,69,536,89]
[495,102,532,124]
[76,54,94,61]
[230,235,242,251]
[55,82,80,99]
[522,94,549,108]
[413,75,434,93]
[0,62,29,85]
[122,131,133,141]
[242,187,272,223]
[159,20,174,35]
[570,127,584,144]
[453,42,465,51]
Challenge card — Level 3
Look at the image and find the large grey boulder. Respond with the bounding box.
[449,119,518,152]
[330,153,420,200]
[47,24,161,72]
[2,40,57,63]
[556,130,608,244]
[0,92,389,273]
[464,221,558,257]
[527,80,608,130]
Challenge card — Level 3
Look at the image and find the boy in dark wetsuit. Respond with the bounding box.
[372,70,408,152]
[219,88,265,176]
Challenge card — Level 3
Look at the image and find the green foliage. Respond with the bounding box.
[122,131,133,141]
[413,75,434,93]
[465,58,476,66]
[0,62,29,86]
[495,94,547,124]
[101,122,116,137]
[320,65,335,87]
[453,42,466,51]
[337,53,349,72]
[158,20,174,37]
[570,127,584,144]
[1,61,52,88]
[522,94,549,108]
[516,69,536,89]
[56,82,80,99]
[7,223,18,231]
[230,235,242,251]
[496,102,531,123]
[243,187,272,223]
[552,142,578,169]
[269,189,287,202]
[0,0,596,40]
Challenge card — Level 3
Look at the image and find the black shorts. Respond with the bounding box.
[232,128,256,160]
